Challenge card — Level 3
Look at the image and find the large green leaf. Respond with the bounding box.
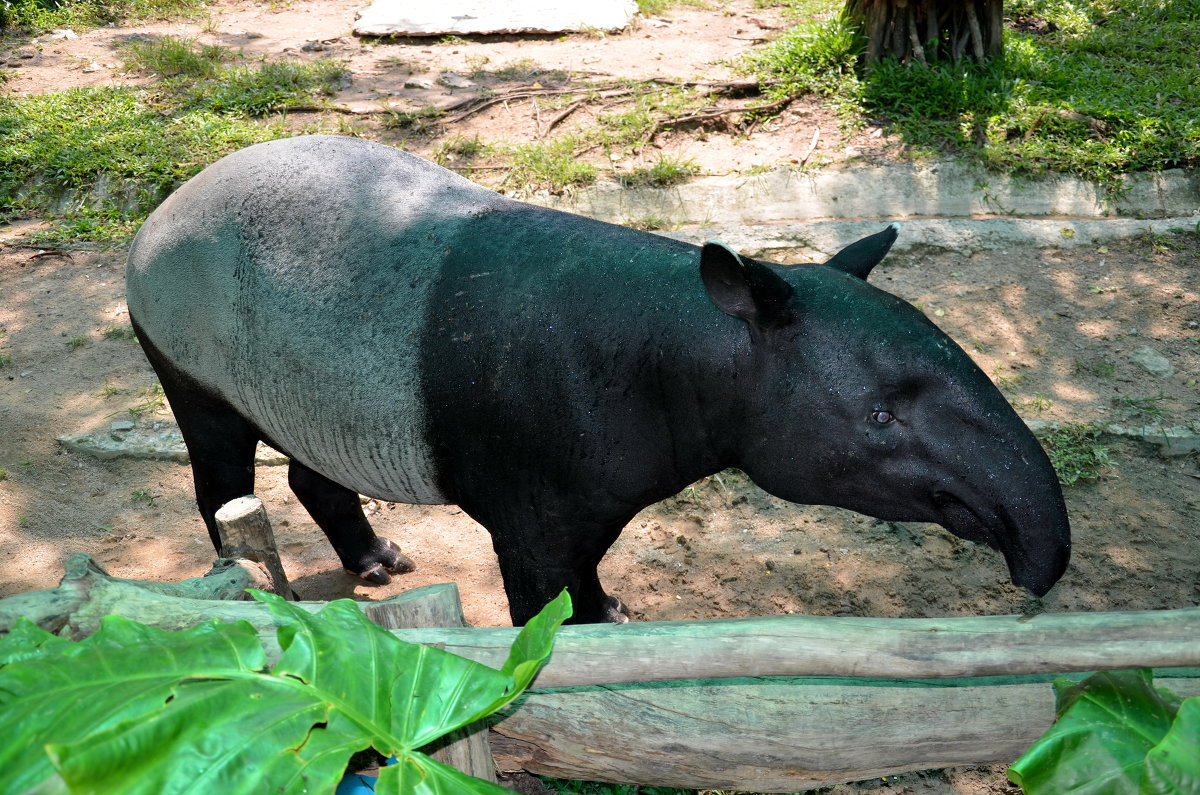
[0,617,265,795]
[1008,669,1183,795]
[0,618,72,667]
[4,589,571,794]
[1142,698,1200,794]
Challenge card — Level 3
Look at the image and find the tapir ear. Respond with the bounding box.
[825,222,900,280]
[700,240,793,329]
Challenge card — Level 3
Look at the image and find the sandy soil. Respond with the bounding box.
[2,2,1199,793]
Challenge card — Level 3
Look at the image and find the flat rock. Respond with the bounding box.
[354,0,637,37]
[1128,345,1175,378]
[58,421,288,465]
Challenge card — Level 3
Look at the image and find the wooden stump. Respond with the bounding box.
[214,495,294,600]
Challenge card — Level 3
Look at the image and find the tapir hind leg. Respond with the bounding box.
[287,460,416,584]
[133,322,259,551]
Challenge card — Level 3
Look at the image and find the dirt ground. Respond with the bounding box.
[2,2,1199,794]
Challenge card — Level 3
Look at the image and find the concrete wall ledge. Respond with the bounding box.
[536,161,1200,228]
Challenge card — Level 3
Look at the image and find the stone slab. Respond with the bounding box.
[57,421,288,466]
[354,0,637,37]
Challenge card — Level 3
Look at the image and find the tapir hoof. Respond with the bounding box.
[345,538,416,585]
[604,595,630,624]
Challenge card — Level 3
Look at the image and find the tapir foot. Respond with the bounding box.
[344,537,416,585]
[604,595,630,623]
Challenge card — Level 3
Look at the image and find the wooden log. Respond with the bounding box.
[489,672,1200,792]
[364,586,497,784]
[214,496,293,600]
[385,607,1200,687]
[0,554,261,635]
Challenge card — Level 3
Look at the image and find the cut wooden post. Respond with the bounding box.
[214,496,294,600]
[364,584,497,784]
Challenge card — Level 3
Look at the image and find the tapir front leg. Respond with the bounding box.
[287,460,416,583]
[468,501,629,625]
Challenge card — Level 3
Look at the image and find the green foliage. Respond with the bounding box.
[1036,423,1112,486]
[0,590,572,794]
[183,58,347,116]
[742,1,1200,186]
[506,137,597,193]
[120,36,232,79]
[0,36,344,242]
[0,0,205,34]
[1009,669,1200,794]
[618,155,700,187]
[740,11,863,100]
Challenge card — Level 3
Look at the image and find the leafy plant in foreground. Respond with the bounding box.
[1009,669,1200,794]
[0,589,571,794]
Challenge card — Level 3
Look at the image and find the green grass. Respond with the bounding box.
[65,335,90,349]
[120,36,232,79]
[504,137,597,193]
[742,0,1200,186]
[1,36,347,241]
[1037,423,1113,486]
[618,154,700,187]
[0,0,207,33]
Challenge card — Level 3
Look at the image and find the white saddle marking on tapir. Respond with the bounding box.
[126,136,502,505]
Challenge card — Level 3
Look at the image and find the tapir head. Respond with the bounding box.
[701,225,1070,597]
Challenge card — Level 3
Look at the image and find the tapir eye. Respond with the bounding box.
[872,410,896,424]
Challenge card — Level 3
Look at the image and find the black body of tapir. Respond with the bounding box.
[126,135,1070,625]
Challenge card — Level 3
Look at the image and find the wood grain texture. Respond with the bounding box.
[387,607,1200,687]
[489,673,1200,792]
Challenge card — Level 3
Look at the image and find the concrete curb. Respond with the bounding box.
[658,216,1200,259]
[536,160,1200,228]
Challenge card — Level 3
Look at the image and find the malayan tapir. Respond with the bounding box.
[125,135,1070,625]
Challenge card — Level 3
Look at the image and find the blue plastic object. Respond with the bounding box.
[335,756,398,794]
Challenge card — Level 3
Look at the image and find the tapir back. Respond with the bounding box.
[126,136,508,503]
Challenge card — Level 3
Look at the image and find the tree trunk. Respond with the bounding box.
[844,0,1005,67]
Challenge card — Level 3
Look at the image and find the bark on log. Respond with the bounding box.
[489,672,1200,792]
[381,607,1200,687]
[214,495,293,600]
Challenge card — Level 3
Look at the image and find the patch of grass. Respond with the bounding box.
[432,134,490,167]
[1073,358,1115,377]
[0,353,11,368]
[102,324,138,342]
[504,137,597,194]
[383,104,444,133]
[1037,423,1113,486]
[120,36,232,79]
[0,0,207,34]
[1113,393,1168,426]
[742,1,1200,187]
[184,58,346,116]
[636,0,710,14]
[618,154,700,187]
[625,216,670,231]
[65,335,90,349]
[130,489,156,506]
[0,467,7,481]
[128,382,167,416]
[740,10,863,102]
[0,80,286,240]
